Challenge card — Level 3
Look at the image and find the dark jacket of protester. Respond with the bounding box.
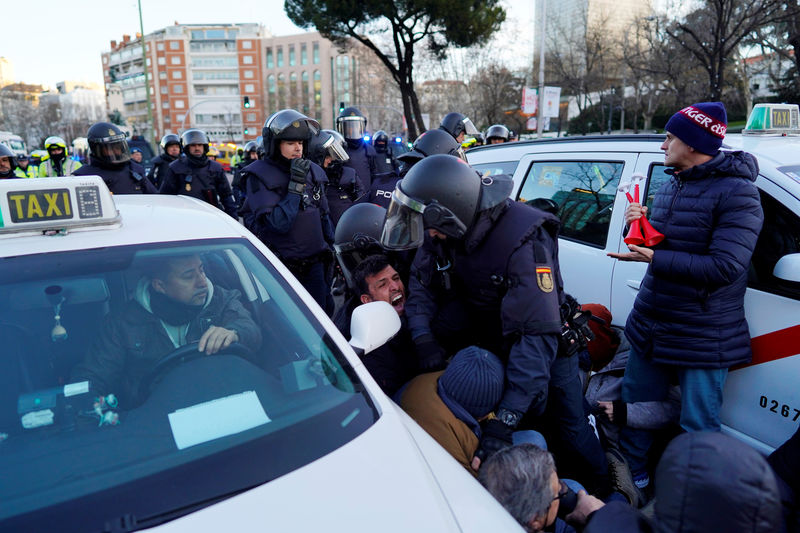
[147,153,179,189]
[770,425,800,533]
[625,151,763,367]
[359,321,416,398]
[73,160,156,194]
[160,155,238,218]
[240,157,334,263]
[71,279,261,407]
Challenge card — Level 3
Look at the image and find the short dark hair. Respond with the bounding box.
[352,254,391,297]
[141,253,202,281]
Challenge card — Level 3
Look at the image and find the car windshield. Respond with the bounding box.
[0,238,376,532]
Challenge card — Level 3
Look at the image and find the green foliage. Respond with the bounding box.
[107,109,126,126]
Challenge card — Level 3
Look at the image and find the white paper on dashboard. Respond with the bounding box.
[168,390,270,450]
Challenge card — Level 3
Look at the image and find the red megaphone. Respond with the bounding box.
[624,219,646,245]
[640,217,664,246]
[623,183,664,246]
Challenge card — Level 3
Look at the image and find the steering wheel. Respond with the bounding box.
[139,341,253,399]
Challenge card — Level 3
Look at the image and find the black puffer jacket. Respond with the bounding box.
[626,151,764,368]
[654,432,783,533]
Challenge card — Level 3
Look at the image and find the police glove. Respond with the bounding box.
[288,157,310,195]
[415,334,446,372]
[474,418,515,465]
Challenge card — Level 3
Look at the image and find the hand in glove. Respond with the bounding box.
[414,334,446,372]
[472,419,514,471]
[288,157,310,195]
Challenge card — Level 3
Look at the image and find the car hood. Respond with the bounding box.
[148,401,521,532]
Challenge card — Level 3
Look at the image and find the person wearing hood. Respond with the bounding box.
[72,122,157,194]
[381,154,612,497]
[159,129,238,218]
[608,101,764,494]
[71,254,261,407]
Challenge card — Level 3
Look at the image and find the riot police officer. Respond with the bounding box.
[73,122,156,194]
[381,154,611,495]
[147,134,182,189]
[239,109,335,310]
[160,129,238,218]
[372,130,400,179]
[336,106,378,190]
[308,129,362,225]
[485,124,511,144]
[439,112,480,144]
[231,140,259,207]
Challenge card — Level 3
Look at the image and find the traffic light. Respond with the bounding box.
[244,127,249,135]
[243,96,251,109]
[339,101,345,113]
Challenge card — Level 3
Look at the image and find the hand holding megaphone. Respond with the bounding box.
[619,173,664,247]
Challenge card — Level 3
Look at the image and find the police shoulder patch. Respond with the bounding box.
[535,266,554,293]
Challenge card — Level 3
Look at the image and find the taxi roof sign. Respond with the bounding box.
[744,103,800,135]
[0,176,119,236]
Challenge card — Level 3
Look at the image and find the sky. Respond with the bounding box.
[0,0,532,89]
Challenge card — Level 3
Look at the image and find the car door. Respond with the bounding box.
[608,153,672,325]
[513,152,638,307]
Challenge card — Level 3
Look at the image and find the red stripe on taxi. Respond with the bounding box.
[733,324,800,370]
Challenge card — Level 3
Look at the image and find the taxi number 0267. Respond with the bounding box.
[759,395,800,421]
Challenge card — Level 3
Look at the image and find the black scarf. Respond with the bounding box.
[149,288,205,326]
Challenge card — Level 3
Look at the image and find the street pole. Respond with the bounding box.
[138,0,155,148]
[537,0,546,138]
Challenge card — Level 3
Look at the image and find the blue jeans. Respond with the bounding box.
[619,344,728,474]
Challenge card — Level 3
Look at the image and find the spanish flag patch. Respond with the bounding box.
[536,267,554,293]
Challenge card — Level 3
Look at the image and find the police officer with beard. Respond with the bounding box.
[147,134,182,189]
[308,129,363,225]
[381,155,612,496]
[239,109,335,311]
[160,129,238,218]
[73,122,156,194]
[336,106,378,190]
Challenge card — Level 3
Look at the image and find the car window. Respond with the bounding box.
[0,239,376,530]
[518,160,624,247]
[472,160,518,178]
[646,164,673,211]
[748,189,800,300]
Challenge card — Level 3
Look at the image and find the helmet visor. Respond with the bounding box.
[339,117,365,140]
[323,134,350,162]
[94,135,131,164]
[381,188,425,250]
[462,118,479,136]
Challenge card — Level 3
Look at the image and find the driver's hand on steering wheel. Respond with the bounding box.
[198,326,239,355]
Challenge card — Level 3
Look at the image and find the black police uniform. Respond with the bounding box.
[344,141,378,191]
[147,153,178,189]
[325,165,363,226]
[240,157,335,309]
[73,161,156,194]
[231,157,256,208]
[373,145,400,179]
[160,156,238,218]
[407,199,610,494]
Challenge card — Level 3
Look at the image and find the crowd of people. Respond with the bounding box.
[2,102,797,532]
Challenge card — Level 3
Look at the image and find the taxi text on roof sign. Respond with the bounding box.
[0,176,119,235]
[744,103,800,134]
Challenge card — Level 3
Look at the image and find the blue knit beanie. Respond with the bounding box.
[439,346,504,419]
[664,102,728,155]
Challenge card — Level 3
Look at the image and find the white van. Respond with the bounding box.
[467,104,800,454]
[0,131,27,157]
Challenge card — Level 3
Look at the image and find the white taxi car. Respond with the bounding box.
[467,104,800,454]
[0,177,520,532]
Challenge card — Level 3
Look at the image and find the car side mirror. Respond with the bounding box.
[349,301,401,356]
[773,253,800,283]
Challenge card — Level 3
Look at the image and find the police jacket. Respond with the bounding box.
[240,157,334,262]
[625,151,763,368]
[406,199,564,414]
[160,156,238,218]
[344,141,377,190]
[71,278,262,407]
[39,157,81,177]
[14,165,37,179]
[325,165,363,226]
[73,160,156,194]
[374,148,400,179]
[147,153,178,189]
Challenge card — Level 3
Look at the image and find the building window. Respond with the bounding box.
[289,45,296,66]
[266,48,273,69]
[277,73,286,109]
[162,100,170,109]
[243,70,254,79]
[175,100,185,109]
[159,72,167,79]
[173,84,184,93]
[243,55,253,65]
[277,47,284,68]
[206,29,226,39]
[313,42,319,64]
[157,57,166,65]
[267,74,276,110]
[289,72,298,108]
[160,85,168,94]
[242,40,252,49]
[146,58,151,67]
[157,43,164,51]
[170,56,181,65]
[313,70,321,120]
[301,44,308,65]
[172,70,183,79]
[301,71,310,114]
[245,83,255,92]
[169,41,180,50]
[246,112,256,122]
